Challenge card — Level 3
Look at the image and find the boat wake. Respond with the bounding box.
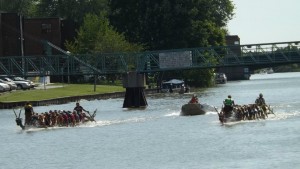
[23,112,184,132]
[205,111,218,115]
[24,122,98,132]
[267,111,300,121]
[25,126,70,132]
[201,103,219,113]
[95,116,156,127]
[164,111,180,117]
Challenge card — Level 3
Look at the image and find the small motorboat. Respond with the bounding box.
[180,103,206,116]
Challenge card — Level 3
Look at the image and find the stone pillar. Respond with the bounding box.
[122,72,148,108]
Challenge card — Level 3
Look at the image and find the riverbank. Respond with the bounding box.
[0,89,158,109]
[0,83,160,109]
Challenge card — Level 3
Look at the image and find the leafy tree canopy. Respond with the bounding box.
[109,0,234,87]
[1,0,235,87]
[109,0,234,50]
[65,12,144,54]
[33,0,109,24]
[0,0,37,16]
[0,0,109,24]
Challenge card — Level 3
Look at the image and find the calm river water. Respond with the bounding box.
[0,72,300,169]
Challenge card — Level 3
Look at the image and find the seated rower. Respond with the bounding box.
[189,94,199,104]
[255,93,266,106]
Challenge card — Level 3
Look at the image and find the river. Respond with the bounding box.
[0,72,299,169]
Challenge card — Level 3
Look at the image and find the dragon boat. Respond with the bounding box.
[216,104,274,124]
[14,109,97,130]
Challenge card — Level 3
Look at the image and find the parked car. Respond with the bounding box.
[0,82,11,92]
[0,79,17,91]
[10,76,36,88]
[0,77,31,90]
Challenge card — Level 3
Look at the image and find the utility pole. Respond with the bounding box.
[19,14,25,75]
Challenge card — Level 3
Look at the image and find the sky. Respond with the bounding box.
[227,0,300,45]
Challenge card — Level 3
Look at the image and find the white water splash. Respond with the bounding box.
[164,111,180,117]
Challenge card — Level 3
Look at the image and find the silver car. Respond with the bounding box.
[0,82,11,92]
[1,77,31,90]
[0,79,17,91]
[11,76,36,88]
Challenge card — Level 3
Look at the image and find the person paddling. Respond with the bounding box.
[223,95,235,113]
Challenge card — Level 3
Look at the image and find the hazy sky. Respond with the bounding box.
[227,0,300,45]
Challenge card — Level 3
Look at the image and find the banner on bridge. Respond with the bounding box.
[159,51,192,69]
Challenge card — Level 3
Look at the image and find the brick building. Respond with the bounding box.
[0,12,77,57]
[0,12,22,56]
[23,17,62,55]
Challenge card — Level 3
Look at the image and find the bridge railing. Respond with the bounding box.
[240,41,300,65]
[0,41,300,77]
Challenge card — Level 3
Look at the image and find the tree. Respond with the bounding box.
[109,0,234,50]
[65,13,144,54]
[65,12,144,84]
[109,0,234,87]
[33,0,109,24]
[0,0,37,16]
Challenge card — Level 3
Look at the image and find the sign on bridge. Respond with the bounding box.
[159,51,192,69]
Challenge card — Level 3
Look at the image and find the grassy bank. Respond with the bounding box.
[0,84,125,102]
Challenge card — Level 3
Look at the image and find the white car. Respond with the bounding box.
[0,79,17,91]
[1,77,31,90]
[11,76,36,88]
[0,82,11,92]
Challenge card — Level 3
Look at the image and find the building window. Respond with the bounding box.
[234,41,240,45]
[41,24,51,34]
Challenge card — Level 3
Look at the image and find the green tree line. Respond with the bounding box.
[0,0,235,87]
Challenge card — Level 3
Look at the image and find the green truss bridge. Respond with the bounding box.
[0,41,300,77]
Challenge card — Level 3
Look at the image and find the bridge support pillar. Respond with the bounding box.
[122,72,148,108]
